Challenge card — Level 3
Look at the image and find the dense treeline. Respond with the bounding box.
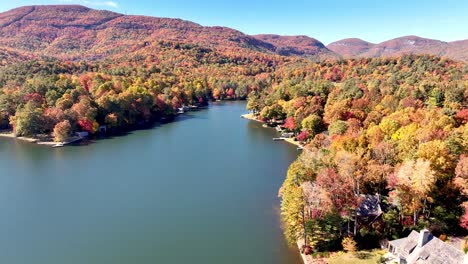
[0,41,281,141]
[246,55,467,252]
[1,51,467,253]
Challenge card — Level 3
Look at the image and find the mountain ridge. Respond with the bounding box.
[0,5,466,62]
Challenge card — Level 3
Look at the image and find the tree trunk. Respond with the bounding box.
[422,198,427,216]
[354,211,357,236]
[347,217,350,235]
[302,205,307,246]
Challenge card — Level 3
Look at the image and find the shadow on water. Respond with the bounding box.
[66,112,205,147]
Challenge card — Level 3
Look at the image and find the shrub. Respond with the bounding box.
[342,236,357,254]
[328,120,348,136]
[439,234,447,241]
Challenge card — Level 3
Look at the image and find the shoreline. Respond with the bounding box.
[240,113,262,122]
[0,132,40,143]
[241,113,304,148]
[0,132,81,147]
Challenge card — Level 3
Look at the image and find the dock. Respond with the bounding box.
[37,136,84,147]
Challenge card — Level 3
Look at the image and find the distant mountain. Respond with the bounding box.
[446,39,468,63]
[327,38,375,57]
[253,34,337,58]
[361,36,447,57]
[329,36,468,62]
[0,5,466,63]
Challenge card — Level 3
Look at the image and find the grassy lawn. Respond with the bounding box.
[327,250,386,264]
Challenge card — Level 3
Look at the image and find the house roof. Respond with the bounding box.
[398,230,420,257]
[356,194,382,217]
[389,237,407,248]
[407,237,465,264]
[390,230,465,264]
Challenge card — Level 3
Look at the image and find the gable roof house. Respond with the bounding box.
[356,193,382,223]
[301,182,383,231]
[388,229,466,264]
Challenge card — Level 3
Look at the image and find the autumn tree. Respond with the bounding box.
[390,159,436,224]
[10,101,44,137]
[301,114,322,136]
[53,120,71,142]
[342,236,357,254]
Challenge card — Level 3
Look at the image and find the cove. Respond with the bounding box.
[0,101,301,264]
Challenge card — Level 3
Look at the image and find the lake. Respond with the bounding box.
[0,101,301,264]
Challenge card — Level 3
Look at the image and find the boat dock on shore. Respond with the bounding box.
[273,137,285,141]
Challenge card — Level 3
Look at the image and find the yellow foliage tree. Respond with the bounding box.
[342,236,357,254]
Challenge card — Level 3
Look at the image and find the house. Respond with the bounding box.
[98,125,107,134]
[301,182,383,222]
[388,229,466,264]
[281,132,295,138]
[76,131,89,138]
[356,194,382,223]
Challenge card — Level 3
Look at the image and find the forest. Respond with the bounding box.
[0,40,280,141]
[245,55,468,253]
[0,43,467,254]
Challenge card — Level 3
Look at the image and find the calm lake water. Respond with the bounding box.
[0,101,301,264]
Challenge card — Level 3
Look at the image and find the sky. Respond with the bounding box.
[1,0,467,45]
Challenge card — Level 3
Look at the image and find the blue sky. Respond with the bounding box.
[1,0,467,44]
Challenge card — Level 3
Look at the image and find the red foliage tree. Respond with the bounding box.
[226,88,235,97]
[297,130,310,142]
[78,118,94,133]
[460,203,468,231]
[24,93,43,104]
[78,74,92,92]
[455,109,468,125]
[316,168,357,215]
[283,116,296,131]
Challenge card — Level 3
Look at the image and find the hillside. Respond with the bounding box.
[0,5,466,63]
[361,35,447,57]
[253,34,337,59]
[0,5,281,61]
[326,38,375,57]
[329,36,468,62]
[246,55,468,251]
[447,39,468,63]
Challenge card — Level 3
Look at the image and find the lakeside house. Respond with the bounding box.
[98,125,107,134]
[76,131,89,138]
[387,229,466,264]
[281,132,295,138]
[356,194,382,223]
[301,182,382,222]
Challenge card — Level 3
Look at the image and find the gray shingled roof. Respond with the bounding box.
[390,230,466,264]
[408,237,465,264]
[356,194,382,217]
[398,230,420,257]
[389,237,407,248]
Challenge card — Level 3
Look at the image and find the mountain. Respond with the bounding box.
[253,34,337,58]
[0,5,466,63]
[446,39,468,63]
[0,5,281,61]
[326,38,375,57]
[329,36,468,62]
[361,36,447,58]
